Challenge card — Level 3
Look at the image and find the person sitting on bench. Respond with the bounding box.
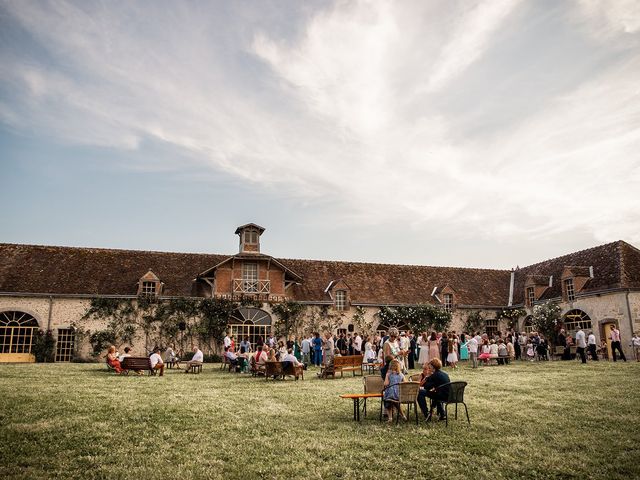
[149,347,164,376]
[183,346,204,373]
[282,348,302,369]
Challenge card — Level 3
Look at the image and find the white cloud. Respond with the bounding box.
[1,0,639,249]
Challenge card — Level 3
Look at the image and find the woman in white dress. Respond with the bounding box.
[417,332,430,366]
[363,337,377,362]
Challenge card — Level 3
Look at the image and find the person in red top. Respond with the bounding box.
[106,345,124,374]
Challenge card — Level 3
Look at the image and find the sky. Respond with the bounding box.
[1,0,639,269]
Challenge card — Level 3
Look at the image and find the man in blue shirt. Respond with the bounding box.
[417,358,450,421]
[312,332,323,367]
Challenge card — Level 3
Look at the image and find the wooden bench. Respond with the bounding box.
[333,355,364,377]
[265,361,304,381]
[121,356,155,375]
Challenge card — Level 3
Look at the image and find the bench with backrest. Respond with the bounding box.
[333,355,363,377]
[264,361,304,381]
[121,356,155,375]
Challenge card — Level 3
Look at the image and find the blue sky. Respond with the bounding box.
[1,0,639,269]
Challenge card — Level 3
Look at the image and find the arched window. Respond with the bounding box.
[0,311,39,355]
[523,315,534,334]
[376,321,408,337]
[563,309,592,336]
[228,308,272,348]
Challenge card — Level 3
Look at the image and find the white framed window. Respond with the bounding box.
[335,290,347,311]
[564,278,575,302]
[244,229,259,244]
[55,328,75,362]
[526,287,535,307]
[443,294,453,313]
[563,310,592,336]
[242,263,258,292]
[141,281,157,297]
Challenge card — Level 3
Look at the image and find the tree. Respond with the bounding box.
[532,301,562,344]
[271,301,305,338]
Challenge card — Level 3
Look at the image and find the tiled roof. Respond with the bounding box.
[0,244,227,297]
[281,259,511,306]
[0,243,510,306]
[512,241,639,305]
[1,240,638,307]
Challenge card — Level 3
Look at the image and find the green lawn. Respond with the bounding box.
[0,361,639,480]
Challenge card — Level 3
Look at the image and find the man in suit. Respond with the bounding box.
[408,332,416,370]
[417,358,450,421]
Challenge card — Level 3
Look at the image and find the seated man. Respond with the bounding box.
[417,358,450,421]
[165,344,179,367]
[183,346,204,373]
[118,346,132,363]
[149,347,164,376]
[224,347,239,371]
[282,348,302,368]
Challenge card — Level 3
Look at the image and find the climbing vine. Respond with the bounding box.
[271,301,305,338]
[377,304,451,334]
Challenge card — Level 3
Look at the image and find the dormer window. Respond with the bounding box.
[443,293,453,313]
[564,278,575,302]
[335,290,347,311]
[526,287,535,307]
[141,281,157,297]
[137,270,162,297]
[235,223,265,254]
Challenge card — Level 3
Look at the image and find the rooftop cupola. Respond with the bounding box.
[235,223,265,254]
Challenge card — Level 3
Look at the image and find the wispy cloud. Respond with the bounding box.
[1,0,639,248]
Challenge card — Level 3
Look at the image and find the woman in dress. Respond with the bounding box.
[446,334,458,369]
[459,337,469,362]
[428,332,440,363]
[418,332,430,366]
[106,345,124,374]
[383,359,406,423]
[364,337,377,362]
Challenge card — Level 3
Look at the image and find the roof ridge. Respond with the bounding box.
[0,242,225,257]
[277,256,510,273]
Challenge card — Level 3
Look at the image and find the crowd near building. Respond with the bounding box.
[1,223,639,363]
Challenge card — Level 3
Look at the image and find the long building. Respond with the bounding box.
[1,223,639,362]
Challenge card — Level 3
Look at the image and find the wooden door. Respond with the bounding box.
[602,322,616,361]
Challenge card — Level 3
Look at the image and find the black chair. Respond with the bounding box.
[432,381,470,427]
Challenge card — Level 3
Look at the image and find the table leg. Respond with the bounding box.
[356,398,360,421]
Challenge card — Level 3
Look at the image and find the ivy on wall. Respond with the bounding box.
[271,301,305,338]
[532,301,562,343]
[377,304,451,334]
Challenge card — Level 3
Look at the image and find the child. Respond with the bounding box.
[526,341,535,362]
[383,359,406,423]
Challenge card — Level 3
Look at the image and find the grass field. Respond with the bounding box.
[0,360,639,480]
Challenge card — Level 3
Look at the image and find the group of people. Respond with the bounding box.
[105,344,204,375]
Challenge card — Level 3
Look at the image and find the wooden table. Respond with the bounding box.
[339,393,382,421]
[363,362,383,374]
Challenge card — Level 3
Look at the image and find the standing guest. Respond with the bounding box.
[518,332,528,361]
[313,332,323,367]
[364,337,377,362]
[267,334,276,349]
[301,336,311,365]
[446,335,458,369]
[223,333,232,350]
[610,326,627,362]
[149,347,164,376]
[184,346,204,373]
[353,333,362,356]
[575,327,587,364]
[526,340,535,361]
[399,331,410,372]
[467,335,478,368]
[497,340,508,365]
[418,333,429,366]
[229,335,236,352]
[408,332,416,370]
[587,331,598,361]
[347,334,354,355]
[632,332,640,362]
[293,337,302,362]
[383,328,403,366]
[239,337,252,354]
[106,345,124,374]
[417,358,450,421]
[336,333,348,356]
[256,335,264,349]
[428,332,440,363]
[558,329,569,360]
[439,333,449,367]
[506,338,515,363]
[277,341,287,361]
[322,331,335,367]
[383,359,406,423]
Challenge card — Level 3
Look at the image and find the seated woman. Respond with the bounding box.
[364,338,377,363]
[477,340,491,364]
[106,345,124,374]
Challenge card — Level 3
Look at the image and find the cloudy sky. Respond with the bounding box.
[1,0,639,269]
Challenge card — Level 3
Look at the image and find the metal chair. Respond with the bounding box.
[362,375,384,417]
[433,381,470,427]
[379,382,421,425]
